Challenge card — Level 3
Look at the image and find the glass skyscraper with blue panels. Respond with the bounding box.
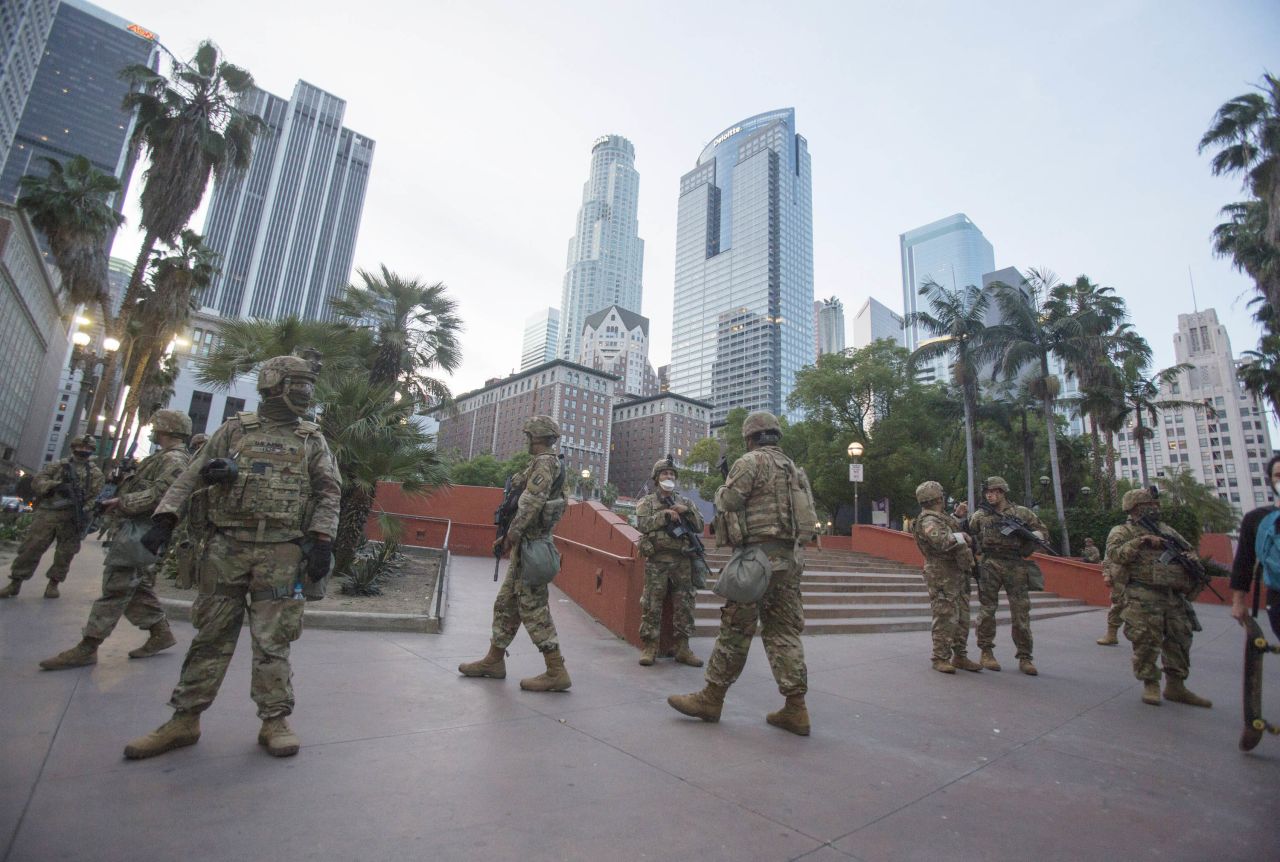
[670,108,814,425]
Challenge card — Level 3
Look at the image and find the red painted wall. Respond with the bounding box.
[1199,533,1234,568]
[550,501,650,648]
[366,483,504,557]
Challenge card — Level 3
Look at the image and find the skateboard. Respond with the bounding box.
[1240,615,1280,752]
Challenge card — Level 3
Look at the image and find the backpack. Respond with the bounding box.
[783,460,819,543]
[1255,510,1280,591]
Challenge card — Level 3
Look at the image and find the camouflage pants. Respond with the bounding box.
[491,557,559,653]
[82,564,165,640]
[1121,586,1192,682]
[1106,581,1126,631]
[9,511,81,583]
[639,555,697,642]
[169,532,305,720]
[923,565,972,662]
[706,544,807,697]
[976,556,1033,660]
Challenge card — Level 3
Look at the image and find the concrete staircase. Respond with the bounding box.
[695,546,1096,635]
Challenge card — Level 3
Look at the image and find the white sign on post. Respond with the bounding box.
[848,463,864,482]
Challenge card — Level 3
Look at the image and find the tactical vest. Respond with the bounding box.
[914,510,974,570]
[207,413,318,542]
[521,453,566,538]
[1123,523,1193,593]
[742,448,798,543]
[643,493,695,555]
[975,505,1033,557]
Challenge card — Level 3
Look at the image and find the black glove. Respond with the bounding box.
[306,539,332,583]
[140,517,176,556]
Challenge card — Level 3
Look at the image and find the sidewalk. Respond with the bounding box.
[1,540,1276,862]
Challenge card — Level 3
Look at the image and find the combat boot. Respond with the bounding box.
[124,711,201,759]
[979,649,1001,671]
[43,580,59,599]
[1163,677,1212,708]
[1141,681,1162,706]
[458,643,506,679]
[258,717,300,757]
[951,653,983,673]
[39,636,102,670]
[1019,659,1038,676]
[673,638,703,667]
[766,695,811,736]
[520,649,571,692]
[1096,626,1119,646]
[668,682,728,722]
[931,658,956,674]
[638,640,657,666]
[128,621,177,658]
[0,579,21,598]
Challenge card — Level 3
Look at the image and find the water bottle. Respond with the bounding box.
[292,578,304,601]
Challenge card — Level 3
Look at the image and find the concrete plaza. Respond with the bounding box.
[1,541,1276,861]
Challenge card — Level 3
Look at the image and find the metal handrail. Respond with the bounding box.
[375,511,454,550]
[553,534,635,564]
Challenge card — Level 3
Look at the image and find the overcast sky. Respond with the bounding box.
[97,0,1278,407]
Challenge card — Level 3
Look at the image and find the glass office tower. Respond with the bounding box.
[670,108,814,424]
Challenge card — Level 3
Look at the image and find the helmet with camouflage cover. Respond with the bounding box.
[915,480,945,504]
[651,455,678,481]
[1122,488,1156,513]
[741,411,781,440]
[150,409,192,439]
[69,435,96,452]
[984,476,1010,493]
[257,355,317,392]
[523,415,560,440]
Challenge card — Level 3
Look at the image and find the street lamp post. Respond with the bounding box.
[847,441,864,527]
[580,468,591,501]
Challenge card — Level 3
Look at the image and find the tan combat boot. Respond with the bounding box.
[668,682,728,722]
[1096,626,1119,646]
[458,643,507,679]
[43,580,60,599]
[1141,681,1162,706]
[129,621,177,658]
[638,640,657,666]
[520,649,572,692]
[766,695,811,736]
[39,636,102,670]
[932,658,956,674]
[951,653,983,673]
[124,711,201,759]
[258,717,301,757]
[1019,659,1038,676]
[1163,677,1212,708]
[673,638,703,667]
[979,649,1001,671]
[0,579,21,598]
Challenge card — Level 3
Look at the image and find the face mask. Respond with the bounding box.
[73,449,91,459]
[1272,480,1280,498]
[282,379,315,415]
[659,479,676,491]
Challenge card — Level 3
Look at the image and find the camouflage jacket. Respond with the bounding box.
[968,501,1047,558]
[636,490,705,557]
[507,452,567,542]
[1080,545,1101,564]
[715,445,798,545]
[1104,519,1195,593]
[113,443,190,520]
[30,456,103,515]
[912,509,974,575]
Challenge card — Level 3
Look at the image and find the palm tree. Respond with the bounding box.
[1238,333,1280,420]
[1112,356,1212,486]
[1154,466,1236,533]
[1211,200,1278,332]
[903,278,994,511]
[195,317,364,390]
[982,380,1041,507]
[16,156,124,319]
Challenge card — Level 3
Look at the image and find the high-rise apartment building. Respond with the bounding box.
[851,297,905,350]
[0,0,158,211]
[579,305,658,399]
[521,307,559,370]
[609,393,712,499]
[0,0,58,157]
[201,80,374,322]
[1112,308,1274,515]
[558,134,643,362]
[900,214,994,384]
[816,296,845,356]
[670,108,814,424]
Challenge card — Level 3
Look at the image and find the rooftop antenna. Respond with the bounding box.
[1188,266,1198,312]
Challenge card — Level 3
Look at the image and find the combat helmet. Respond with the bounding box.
[741,411,781,440]
[150,409,192,439]
[257,355,317,392]
[69,435,96,452]
[1122,488,1156,513]
[984,476,1010,493]
[651,454,678,482]
[523,415,560,440]
[915,480,945,504]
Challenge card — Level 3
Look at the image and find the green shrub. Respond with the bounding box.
[0,513,34,543]
[1043,505,1201,557]
[339,539,406,596]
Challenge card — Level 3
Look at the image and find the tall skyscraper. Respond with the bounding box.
[558,134,643,362]
[0,0,159,210]
[670,109,814,424]
[201,80,374,322]
[816,296,845,356]
[0,0,58,157]
[851,297,905,350]
[900,213,994,384]
[520,306,559,370]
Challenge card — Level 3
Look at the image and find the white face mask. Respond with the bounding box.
[1273,479,1280,499]
[659,479,676,491]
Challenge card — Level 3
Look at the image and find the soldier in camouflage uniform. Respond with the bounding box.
[123,354,342,759]
[1096,558,1126,646]
[1,436,103,599]
[155,433,211,586]
[39,414,191,669]
[458,415,572,692]
[964,476,1047,675]
[635,456,705,667]
[911,481,981,674]
[1080,537,1101,563]
[668,412,815,736]
[1105,489,1212,708]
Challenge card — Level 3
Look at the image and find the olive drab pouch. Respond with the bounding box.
[785,462,820,544]
[173,537,199,589]
[519,535,561,587]
[1026,560,1045,592]
[103,517,159,568]
[712,510,747,548]
[713,544,771,603]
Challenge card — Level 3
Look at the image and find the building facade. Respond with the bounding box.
[520,306,559,370]
[670,108,814,424]
[579,304,658,399]
[558,134,643,363]
[200,80,374,322]
[435,359,618,484]
[816,296,845,356]
[851,296,905,350]
[0,0,58,158]
[609,393,713,500]
[900,213,994,384]
[1112,308,1274,515]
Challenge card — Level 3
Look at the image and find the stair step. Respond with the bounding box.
[692,597,1086,620]
[691,605,1098,636]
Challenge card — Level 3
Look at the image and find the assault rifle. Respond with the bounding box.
[1135,513,1224,602]
[659,491,711,582]
[976,502,1060,556]
[493,475,521,582]
[60,462,88,537]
